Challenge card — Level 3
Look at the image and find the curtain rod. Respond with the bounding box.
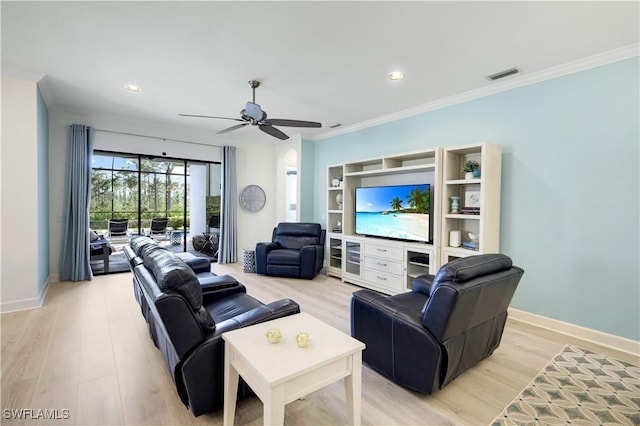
[93,128,222,148]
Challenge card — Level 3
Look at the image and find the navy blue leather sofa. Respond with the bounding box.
[124,236,300,416]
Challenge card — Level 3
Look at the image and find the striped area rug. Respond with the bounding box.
[491,344,639,425]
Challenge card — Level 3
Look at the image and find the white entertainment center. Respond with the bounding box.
[326,142,501,295]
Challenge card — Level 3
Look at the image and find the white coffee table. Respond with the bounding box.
[222,312,365,425]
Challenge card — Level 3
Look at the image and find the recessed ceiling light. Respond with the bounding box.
[124,84,141,93]
[388,71,404,81]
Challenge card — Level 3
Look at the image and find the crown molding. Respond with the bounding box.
[315,43,640,141]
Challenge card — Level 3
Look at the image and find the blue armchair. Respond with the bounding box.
[255,222,326,279]
[351,254,524,394]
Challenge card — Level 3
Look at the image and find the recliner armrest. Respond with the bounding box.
[351,289,417,320]
[255,242,280,275]
[412,274,435,296]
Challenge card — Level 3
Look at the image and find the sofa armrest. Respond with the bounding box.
[185,257,211,274]
[178,298,300,415]
[202,282,247,304]
[214,299,300,334]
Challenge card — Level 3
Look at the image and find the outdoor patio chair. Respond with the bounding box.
[149,218,169,239]
[107,219,129,238]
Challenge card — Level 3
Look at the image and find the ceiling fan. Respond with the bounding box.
[179,80,322,140]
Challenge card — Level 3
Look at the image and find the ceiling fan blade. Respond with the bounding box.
[265,119,322,128]
[179,114,245,122]
[217,123,249,134]
[259,124,289,140]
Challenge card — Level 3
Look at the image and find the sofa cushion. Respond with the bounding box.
[143,249,202,311]
[130,236,158,256]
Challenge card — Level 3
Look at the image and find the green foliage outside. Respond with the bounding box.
[90,157,189,232]
[389,188,430,215]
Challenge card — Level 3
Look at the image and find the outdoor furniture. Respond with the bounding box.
[149,218,169,239]
[90,234,112,274]
[107,219,129,238]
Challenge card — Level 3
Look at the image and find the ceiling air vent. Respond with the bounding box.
[329,123,342,129]
[487,67,519,81]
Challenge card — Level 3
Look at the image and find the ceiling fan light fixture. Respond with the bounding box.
[124,84,141,93]
[388,71,404,81]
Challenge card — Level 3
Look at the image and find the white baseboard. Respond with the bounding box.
[508,308,640,356]
[0,277,50,314]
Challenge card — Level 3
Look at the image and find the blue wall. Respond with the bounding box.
[37,86,49,294]
[313,58,639,341]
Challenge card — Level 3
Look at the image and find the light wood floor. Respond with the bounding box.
[2,263,637,425]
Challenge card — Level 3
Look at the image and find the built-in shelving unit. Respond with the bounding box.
[325,143,501,295]
[440,142,502,263]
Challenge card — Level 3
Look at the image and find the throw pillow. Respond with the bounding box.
[90,230,99,242]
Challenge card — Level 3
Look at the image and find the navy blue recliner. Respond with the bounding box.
[255,222,326,279]
[351,254,524,394]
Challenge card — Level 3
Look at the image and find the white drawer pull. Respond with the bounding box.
[376,276,387,281]
[376,248,387,252]
[377,262,387,267]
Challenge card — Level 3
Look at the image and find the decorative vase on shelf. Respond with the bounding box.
[464,172,474,180]
[472,170,480,178]
[450,196,460,214]
[336,193,343,210]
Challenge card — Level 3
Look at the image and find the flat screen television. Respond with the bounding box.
[355,184,432,243]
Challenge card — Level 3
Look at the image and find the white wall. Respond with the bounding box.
[1,75,42,311]
[48,109,278,280]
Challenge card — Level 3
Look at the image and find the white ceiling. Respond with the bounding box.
[2,1,638,142]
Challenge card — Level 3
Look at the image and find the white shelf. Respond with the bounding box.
[344,163,436,178]
[445,178,481,185]
[444,214,481,220]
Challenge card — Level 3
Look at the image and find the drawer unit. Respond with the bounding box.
[364,243,403,260]
[363,269,404,293]
[363,256,403,275]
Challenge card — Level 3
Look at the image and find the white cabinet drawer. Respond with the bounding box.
[363,269,404,293]
[363,256,403,275]
[364,243,403,260]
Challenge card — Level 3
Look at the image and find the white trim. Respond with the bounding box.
[508,308,640,356]
[1,278,50,313]
[315,43,640,141]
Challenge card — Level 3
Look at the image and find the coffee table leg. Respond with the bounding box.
[264,386,285,426]
[223,346,239,426]
[345,351,362,426]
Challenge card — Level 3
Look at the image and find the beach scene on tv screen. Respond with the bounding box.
[355,184,430,242]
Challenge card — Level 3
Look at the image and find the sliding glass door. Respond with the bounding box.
[90,151,221,271]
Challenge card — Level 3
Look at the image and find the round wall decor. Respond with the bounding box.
[239,185,266,212]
